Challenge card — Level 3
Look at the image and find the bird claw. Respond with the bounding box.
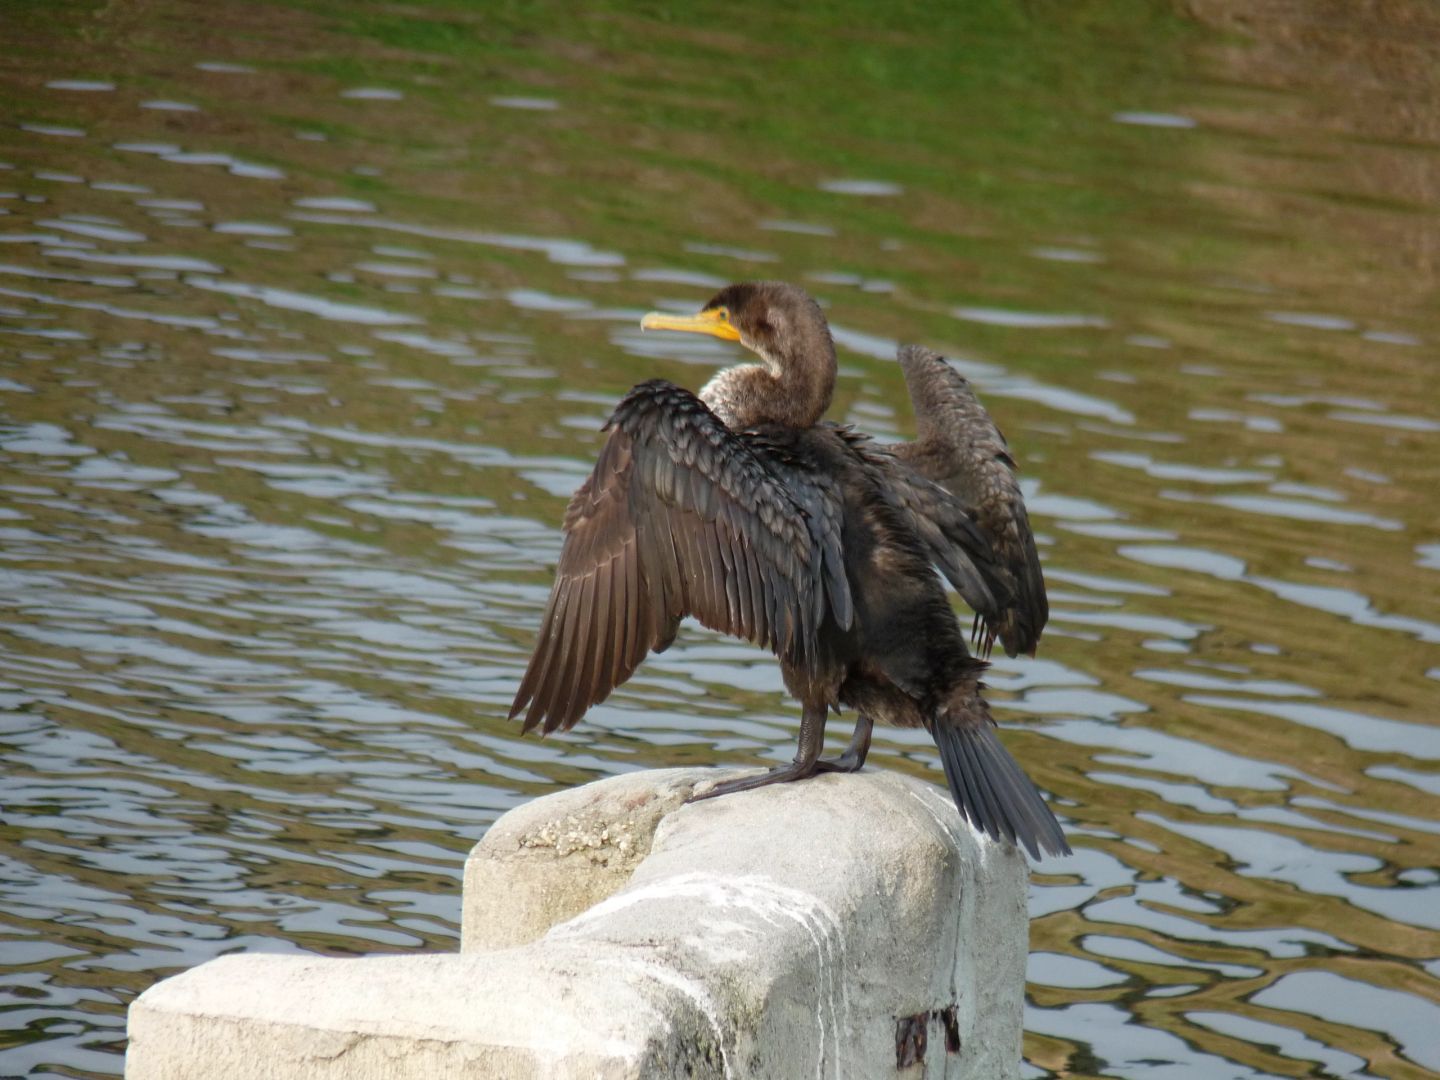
[812,751,866,774]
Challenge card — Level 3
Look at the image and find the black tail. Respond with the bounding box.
[931,716,1070,859]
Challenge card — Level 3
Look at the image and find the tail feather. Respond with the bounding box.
[932,719,1069,859]
[956,725,1013,844]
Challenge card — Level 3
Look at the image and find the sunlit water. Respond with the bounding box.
[2,3,1438,1077]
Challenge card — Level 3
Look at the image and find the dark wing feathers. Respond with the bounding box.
[887,345,1049,658]
[848,437,1008,619]
[510,380,851,735]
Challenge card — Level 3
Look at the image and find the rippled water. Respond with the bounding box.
[2,2,1438,1077]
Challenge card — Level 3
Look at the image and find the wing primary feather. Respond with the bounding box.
[510,596,549,721]
[672,510,702,614]
[690,517,720,628]
[684,514,713,623]
[704,526,734,630]
[728,532,755,642]
[745,545,768,646]
[602,555,627,693]
[534,574,579,733]
[651,518,681,616]
[520,576,574,732]
[585,560,617,720]
[553,572,598,731]
[714,525,743,632]
[754,553,778,652]
[620,541,640,672]
[643,511,682,618]
[743,566,761,649]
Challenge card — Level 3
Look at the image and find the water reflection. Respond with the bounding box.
[2,1,1439,1077]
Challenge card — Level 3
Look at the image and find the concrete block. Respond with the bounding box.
[461,767,702,951]
[127,767,1029,1079]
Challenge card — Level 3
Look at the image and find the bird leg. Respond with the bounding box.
[688,702,827,801]
[813,712,872,773]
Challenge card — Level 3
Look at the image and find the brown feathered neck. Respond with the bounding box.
[697,282,836,430]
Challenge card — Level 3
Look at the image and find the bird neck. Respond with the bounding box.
[700,345,835,430]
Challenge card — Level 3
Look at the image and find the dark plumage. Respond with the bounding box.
[889,345,1049,659]
[509,281,1068,859]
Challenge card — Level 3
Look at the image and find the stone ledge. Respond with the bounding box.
[126,767,1027,1079]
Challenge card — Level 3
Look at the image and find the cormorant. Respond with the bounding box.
[509,281,1068,858]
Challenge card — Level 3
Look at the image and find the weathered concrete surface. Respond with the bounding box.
[126,767,1029,1079]
[461,767,701,951]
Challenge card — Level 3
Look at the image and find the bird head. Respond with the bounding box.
[642,281,831,376]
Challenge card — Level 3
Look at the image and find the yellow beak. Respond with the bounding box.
[640,307,741,342]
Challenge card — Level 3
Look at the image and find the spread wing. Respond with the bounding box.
[835,426,1006,623]
[510,379,852,735]
[886,346,1048,658]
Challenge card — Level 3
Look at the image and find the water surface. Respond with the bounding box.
[1,2,1438,1077]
